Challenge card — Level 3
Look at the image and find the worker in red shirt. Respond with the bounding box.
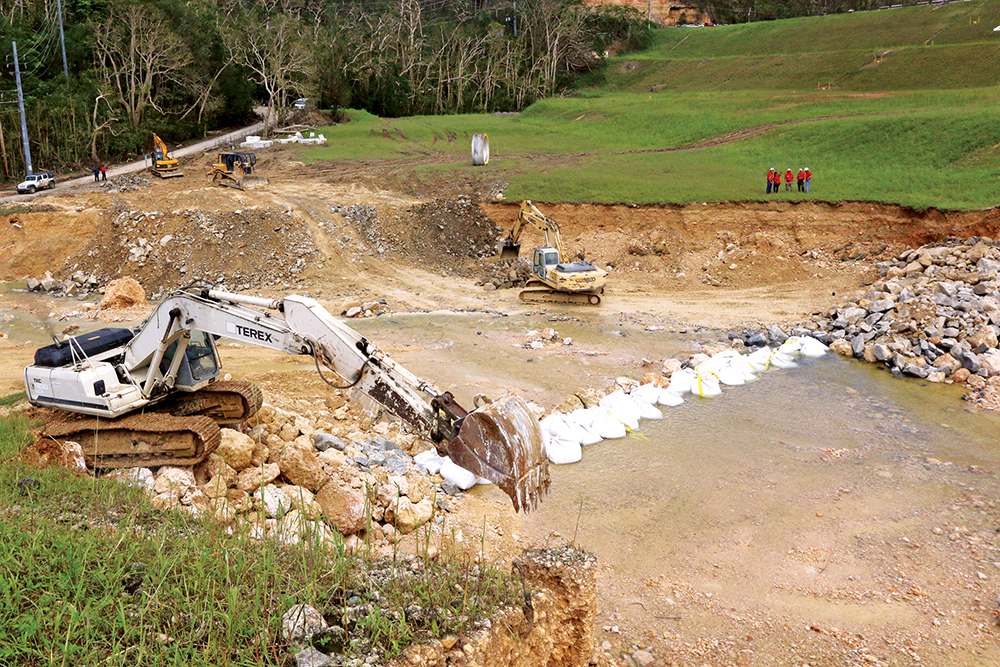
[796,168,805,192]
[766,167,775,194]
[784,168,793,192]
[804,167,812,193]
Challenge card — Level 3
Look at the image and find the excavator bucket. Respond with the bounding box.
[447,394,550,513]
[498,238,521,260]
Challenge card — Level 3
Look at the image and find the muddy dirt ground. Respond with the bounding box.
[3,149,1000,666]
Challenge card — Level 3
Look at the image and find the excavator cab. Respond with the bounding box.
[532,247,560,280]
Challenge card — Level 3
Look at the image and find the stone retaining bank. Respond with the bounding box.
[721,237,1000,396]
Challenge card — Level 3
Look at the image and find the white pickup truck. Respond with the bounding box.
[16,170,55,194]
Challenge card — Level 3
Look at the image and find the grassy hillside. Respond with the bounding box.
[306,1,1000,210]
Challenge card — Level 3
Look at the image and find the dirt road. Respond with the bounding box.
[3,150,999,666]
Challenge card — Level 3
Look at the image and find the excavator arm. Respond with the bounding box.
[498,200,566,262]
[122,287,549,511]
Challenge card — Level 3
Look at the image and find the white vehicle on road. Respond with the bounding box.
[16,170,55,194]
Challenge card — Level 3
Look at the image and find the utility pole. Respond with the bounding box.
[513,1,517,37]
[12,42,32,175]
[56,0,69,79]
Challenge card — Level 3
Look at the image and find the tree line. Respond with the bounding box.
[690,0,949,24]
[0,0,651,178]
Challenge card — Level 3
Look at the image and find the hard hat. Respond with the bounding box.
[769,167,774,170]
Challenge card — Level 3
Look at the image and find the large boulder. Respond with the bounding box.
[314,479,367,535]
[236,462,281,494]
[99,277,145,309]
[383,497,433,534]
[275,444,326,492]
[154,466,196,498]
[216,429,254,471]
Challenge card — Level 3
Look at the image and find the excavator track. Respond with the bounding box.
[518,287,602,306]
[166,380,263,426]
[41,412,221,469]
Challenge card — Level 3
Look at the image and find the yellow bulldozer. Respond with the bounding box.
[497,200,607,305]
[151,134,183,178]
[208,152,269,190]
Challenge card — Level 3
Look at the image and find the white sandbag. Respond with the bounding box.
[666,368,696,395]
[710,349,740,361]
[439,458,478,490]
[657,388,684,406]
[547,437,582,465]
[540,413,583,447]
[591,408,627,439]
[570,407,597,429]
[692,369,723,397]
[768,351,798,369]
[630,383,661,405]
[578,422,603,446]
[726,355,759,383]
[777,337,804,357]
[560,412,598,446]
[413,449,444,475]
[798,336,829,357]
[599,390,641,430]
[562,412,603,445]
[699,361,744,386]
[636,400,663,420]
[746,347,773,372]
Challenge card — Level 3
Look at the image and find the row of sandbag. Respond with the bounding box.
[540,336,830,465]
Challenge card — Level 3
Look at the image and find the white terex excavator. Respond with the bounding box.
[24,285,549,512]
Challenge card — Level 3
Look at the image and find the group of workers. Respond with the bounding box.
[766,167,811,194]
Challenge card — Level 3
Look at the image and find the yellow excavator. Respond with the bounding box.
[151,134,183,178]
[208,152,269,190]
[497,200,607,305]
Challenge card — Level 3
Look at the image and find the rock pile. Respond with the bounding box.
[478,259,531,291]
[62,204,320,295]
[797,237,1000,388]
[338,296,389,318]
[523,327,572,349]
[101,174,150,192]
[103,400,463,553]
[407,197,503,268]
[26,270,100,297]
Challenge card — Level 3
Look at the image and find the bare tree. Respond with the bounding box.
[223,11,313,128]
[90,93,119,163]
[90,3,192,129]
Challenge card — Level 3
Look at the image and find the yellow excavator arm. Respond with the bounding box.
[498,201,566,261]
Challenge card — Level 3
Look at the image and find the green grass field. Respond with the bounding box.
[302,1,1000,210]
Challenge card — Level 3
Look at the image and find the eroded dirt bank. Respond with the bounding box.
[3,166,1000,666]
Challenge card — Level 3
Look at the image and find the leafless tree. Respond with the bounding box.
[223,11,314,128]
[90,3,192,129]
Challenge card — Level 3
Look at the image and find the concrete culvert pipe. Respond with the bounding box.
[471,133,490,166]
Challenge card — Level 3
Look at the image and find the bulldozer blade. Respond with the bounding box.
[240,176,269,189]
[498,240,521,260]
[447,394,549,513]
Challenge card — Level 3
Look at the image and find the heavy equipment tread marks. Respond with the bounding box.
[41,412,221,468]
